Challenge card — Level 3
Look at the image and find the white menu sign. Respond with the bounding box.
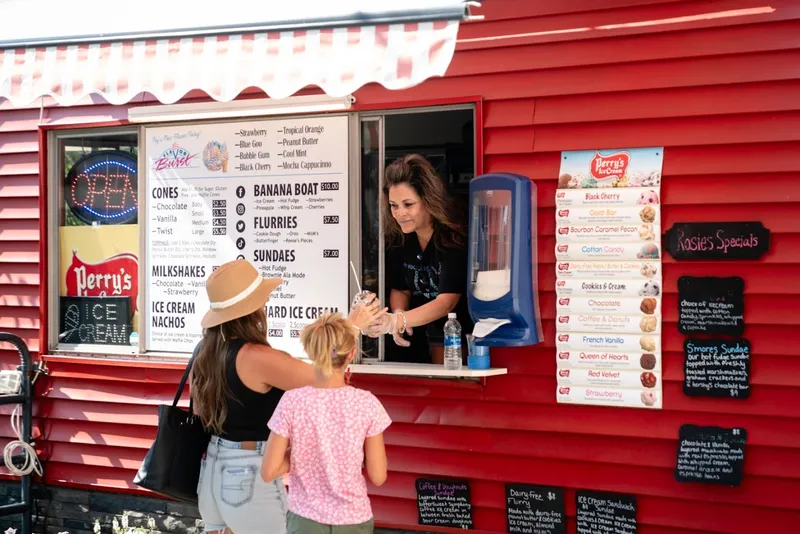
[555,147,664,410]
[145,116,349,355]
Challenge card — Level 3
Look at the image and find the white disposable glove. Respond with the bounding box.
[363,313,411,347]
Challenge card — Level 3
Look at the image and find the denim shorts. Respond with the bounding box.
[197,435,288,533]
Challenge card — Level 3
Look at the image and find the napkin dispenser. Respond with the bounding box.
[467,173,542,347]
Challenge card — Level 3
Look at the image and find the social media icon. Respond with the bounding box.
[236,237,246,250]
[236,220,245,233]
[236,186,245,198]
[236,254,245,260]
[236,203,246,216]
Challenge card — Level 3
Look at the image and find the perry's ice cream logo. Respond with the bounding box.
[558,369,570,377]
[203,141,229,172]
[591,150,630,181]
[154,143,198,171]
[557,244,569,253]
[65,251,139,311]
[558,334,570,342]
[558,351,570,360]
[558,387,570,395]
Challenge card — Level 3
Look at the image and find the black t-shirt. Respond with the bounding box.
[387,232,473,344]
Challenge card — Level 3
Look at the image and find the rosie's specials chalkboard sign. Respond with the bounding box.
[664,222,770,260]
[678,276,745,336]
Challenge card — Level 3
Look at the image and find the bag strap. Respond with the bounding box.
[173,341,202,408]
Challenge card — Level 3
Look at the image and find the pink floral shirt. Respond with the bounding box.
[268,385,391,525]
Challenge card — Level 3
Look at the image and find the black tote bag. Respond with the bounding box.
[134,343,210,503]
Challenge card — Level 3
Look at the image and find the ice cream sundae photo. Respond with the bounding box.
[203,141,229,172]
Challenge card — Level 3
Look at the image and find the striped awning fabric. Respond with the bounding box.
[0,21,459,107]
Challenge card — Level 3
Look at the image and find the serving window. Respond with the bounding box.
[44,103,504,377]
[358,106,476,364]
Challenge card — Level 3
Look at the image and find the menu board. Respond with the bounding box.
[416,478,473,530]
[664,221,770,260]
[145,116,349,354]
[506,484,565,534]
[678,276,745,336]
[684,338,750,398]
[556,147,664,410]
[675,425,746,486]
[576,491,637,534]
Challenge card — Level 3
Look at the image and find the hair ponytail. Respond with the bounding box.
[300,312,357,376]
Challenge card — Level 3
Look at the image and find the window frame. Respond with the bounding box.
[46,125,142,357]
[41,99,502,379]
[356,103,478,363]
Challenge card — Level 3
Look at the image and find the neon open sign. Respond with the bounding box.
[65,150,138,225]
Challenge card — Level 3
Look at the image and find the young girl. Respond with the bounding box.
[262,312,391,534]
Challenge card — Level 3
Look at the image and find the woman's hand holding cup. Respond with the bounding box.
[348,291,388,331]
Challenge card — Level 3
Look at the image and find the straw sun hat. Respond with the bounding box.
[200,259,282,329]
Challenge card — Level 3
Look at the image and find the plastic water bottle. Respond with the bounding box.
[443,313,463,371]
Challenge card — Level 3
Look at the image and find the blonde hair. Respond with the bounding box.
[300,312,356,377]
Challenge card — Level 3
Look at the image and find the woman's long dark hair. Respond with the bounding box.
[191,308,269,435]
[382,154,466,250]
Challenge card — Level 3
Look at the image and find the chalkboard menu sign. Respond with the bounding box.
[576,491,636,534]
[675,425,746,486]
[59,296,133,345]
[684,338,750,398]
[678,276,745,336]
[416,478,473,530]
[506,483,565,534]
[664,222,770,260]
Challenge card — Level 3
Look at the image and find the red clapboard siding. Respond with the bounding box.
[0,1,798,532]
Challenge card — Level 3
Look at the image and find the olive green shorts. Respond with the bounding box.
[287,511,374,534]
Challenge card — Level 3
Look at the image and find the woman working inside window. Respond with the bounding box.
[367,154,473,365]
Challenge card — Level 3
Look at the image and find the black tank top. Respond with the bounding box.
[219,339,284,442]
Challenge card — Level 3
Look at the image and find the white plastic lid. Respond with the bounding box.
[448,312,457,319]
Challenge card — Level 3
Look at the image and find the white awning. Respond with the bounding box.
[0,0,473,107]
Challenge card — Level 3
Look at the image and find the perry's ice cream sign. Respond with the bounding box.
[65,250,139,311]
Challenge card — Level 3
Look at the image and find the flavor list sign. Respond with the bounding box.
[576,491,637,534]
[556,147,664,410]
[684,338,751,398]
[416,478,473,530]
[664,221,770,260]
[145,116,349,354]
[505,483,565,534]
[675,425,746,486]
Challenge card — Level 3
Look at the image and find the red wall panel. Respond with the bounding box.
[1,0,799,532]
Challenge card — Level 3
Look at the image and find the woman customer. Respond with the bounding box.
[368,154,473,365]
[262,312,391,534]
[192,259,385,534]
